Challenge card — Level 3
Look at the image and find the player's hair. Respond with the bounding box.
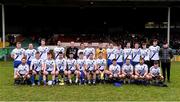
[89,52,93,55]
[112,59,117,61]
[47,51,55,59]
[69,52,74,55]
[35,51,40,54]
[79,52,84,55]
[21,56,27,60]
[98,51,103,54]
[80,42,84,45]
[47,52,51,55]
[142,42,147,46]
[41,38,46,42]
[16,42,21,45]
[140,56,144,61]
[153,39,158,42]
[70,41,74,43]
[134,42,139,45]
[154,61,159,65]
[88,42,92,44]
[163,41,168,45]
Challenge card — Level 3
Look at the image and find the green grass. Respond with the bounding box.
[0,61,180,101]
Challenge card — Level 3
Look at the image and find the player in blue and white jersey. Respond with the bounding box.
[14,57,30,85]
[149,39,160,66]
[76,52,86,84]
[43,52,56,85]
[149,61,164,82]
[106,43,116,67]
[11,42,25,76]
[108,59,123,80]
[123,42,132,63]
[37,39,49,61]
[64,53,79,84]
[122,58,134,80]
[115,43,124,67]
[55,52,66,84]
[141,42,150,70]
[134,58,150,82]
[84,42,95,59]
[85,53,97,85]
[131,42,141,67]
[78,43,86,59]
[30,52,44,86]
[25,43,36,66]
[54,41,65,59]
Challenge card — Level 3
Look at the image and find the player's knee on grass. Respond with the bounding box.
[109,75,113,79]
[64,71,68,75]
[68,71,71,75]
[26,75,30,79]
[43,71,48,75]
[96,70,99,75]
[121,74,126,79]
[51,71,55,75]
[160,75,164,79]
[106,71,111,75]
[74,70,79,75]
[131,75,135,79]
[134,75,138,79]
[32,70,37,75]
[144,75,149,80]
[14,75,19,79]
[55,71,58,75]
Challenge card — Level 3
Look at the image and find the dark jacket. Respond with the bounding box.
[66,47,78,59]
[159,47,173,63]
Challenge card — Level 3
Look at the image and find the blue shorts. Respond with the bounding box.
[123,59,132,64]
[99,69,104,72]
[59,70,64,74]
[70,70,75,74]
[27,61,31,66]
[117,62,123,67]
[107,59,112,67]
[14,61,21,68]
[132,61,139,67]
[87,70,95,74]
[34,71,40,75]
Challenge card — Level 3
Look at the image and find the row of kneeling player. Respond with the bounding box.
[14,52,164,86]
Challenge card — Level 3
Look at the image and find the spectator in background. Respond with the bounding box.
[159,42,173,82]
[66,41,78,59]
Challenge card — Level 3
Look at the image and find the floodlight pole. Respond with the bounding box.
[1,3,6,61]
[1,3,5,48]
[167,7,170,45]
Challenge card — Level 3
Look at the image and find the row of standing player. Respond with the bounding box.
[11,39,160,69]
[11,39,163,85]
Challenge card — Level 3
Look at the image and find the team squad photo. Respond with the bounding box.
[11,39,173,86]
